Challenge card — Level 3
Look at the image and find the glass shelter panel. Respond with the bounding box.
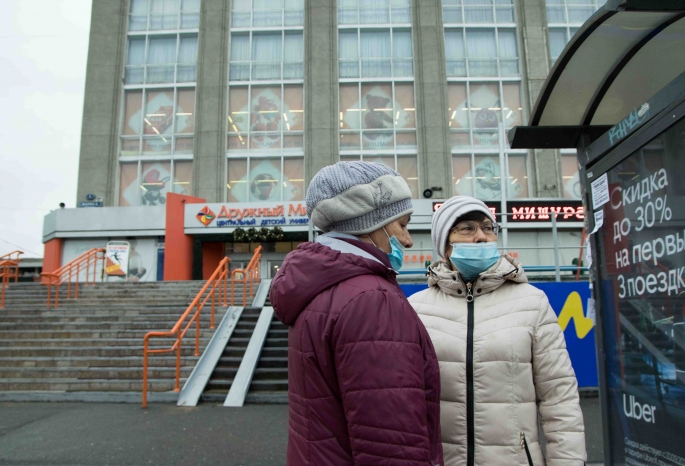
[595,116,685,465]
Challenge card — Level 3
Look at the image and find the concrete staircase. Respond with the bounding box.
[248,307,288,402]
[0,281,251,402]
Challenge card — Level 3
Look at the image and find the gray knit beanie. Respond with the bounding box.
[432,195,496,259]
[306,161,414,235]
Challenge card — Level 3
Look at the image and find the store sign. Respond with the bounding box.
[77,201,103,208]
[191,202,309,228]
[432,200,584,223]
[593,116,685,465]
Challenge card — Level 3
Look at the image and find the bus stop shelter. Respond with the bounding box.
[509,1,685,465]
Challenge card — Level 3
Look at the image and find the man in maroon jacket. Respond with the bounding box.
[271,161,443,466]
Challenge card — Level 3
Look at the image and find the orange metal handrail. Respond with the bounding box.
[0,250,23,283]
[0,260,20,309]
[231,246,262,306]
[142,257,230,408]
[40,248,106,308]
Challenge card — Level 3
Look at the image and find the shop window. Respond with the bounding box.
[339,82,417,151]
[120,88,196,157]
[173,161,193,194]
[119,164,139,206]
[227,156,304,202]
[447,81,522,149]
[227,158,248,202]
[118,160,191,206]
[451,153,529,200]
[227,84,304,152]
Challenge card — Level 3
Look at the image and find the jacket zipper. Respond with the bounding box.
[466,283,475,466]
[520,432,534,466]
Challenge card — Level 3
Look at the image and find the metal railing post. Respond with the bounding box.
[142,338,149,408]
[175,328,181,392]
[552,214,561,282]
[195,302,201,356]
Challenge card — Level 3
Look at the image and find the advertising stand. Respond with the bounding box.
[508,2,685,464]
[584,77,685,466]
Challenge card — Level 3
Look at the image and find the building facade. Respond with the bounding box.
[45,0,606,280]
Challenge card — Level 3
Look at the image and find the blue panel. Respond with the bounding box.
[400,281,598,387]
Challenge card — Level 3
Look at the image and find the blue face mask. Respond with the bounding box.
[449,242,500,282]
[385,229,405,272]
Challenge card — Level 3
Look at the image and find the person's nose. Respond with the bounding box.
[402,232,413,249]
[473,227,488,243]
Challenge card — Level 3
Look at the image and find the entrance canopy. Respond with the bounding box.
[509,0,685,149]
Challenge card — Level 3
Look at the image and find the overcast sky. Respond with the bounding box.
[0,0,92,258]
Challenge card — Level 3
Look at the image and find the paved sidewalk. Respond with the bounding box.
[0,402,288,466]
[0,398,603,465]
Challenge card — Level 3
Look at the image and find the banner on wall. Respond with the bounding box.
[105,242,130,277]
[400,281,597,387]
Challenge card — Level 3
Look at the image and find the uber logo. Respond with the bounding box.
[623,394,657,424]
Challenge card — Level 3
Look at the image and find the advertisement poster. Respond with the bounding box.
[61,238,159,282]
[595,117,685,465]
[105,242,129,277]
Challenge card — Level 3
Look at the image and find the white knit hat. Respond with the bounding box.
[306,162,414,235]
[432,196,496,259]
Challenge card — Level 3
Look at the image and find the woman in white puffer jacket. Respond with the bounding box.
[409,196,586,466]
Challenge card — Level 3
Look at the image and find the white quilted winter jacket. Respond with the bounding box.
[409,256,586,466]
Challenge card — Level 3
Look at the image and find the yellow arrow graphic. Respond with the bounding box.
[557,292,594,339]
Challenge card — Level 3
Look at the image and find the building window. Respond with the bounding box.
[226,156,304,202]
[451,153,530,200]
[229,31,304,81]
[442,0,515,25]
[227,84,304,151]
[227,0,304,203]
[546,0,606,65]
[341,154,419,199]
[231,0,304,29]
[339,82,416,151]
[125,34,198,84]
[338,0,411,26]
[120,88,195,157]
[338,29,413,79]
[444,28,519,77]
[119,4,201,206]
[442,0,526,199]
[118,160,193,207]
[562,152,581,199]
[129,0,201,32]
[447,81,522,149]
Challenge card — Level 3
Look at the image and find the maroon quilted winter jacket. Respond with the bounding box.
[270,234,443,466]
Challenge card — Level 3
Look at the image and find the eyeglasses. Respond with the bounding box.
[451,221,500,236]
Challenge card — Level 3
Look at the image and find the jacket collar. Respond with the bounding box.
[428,254,528,299]
[316,232,394,271]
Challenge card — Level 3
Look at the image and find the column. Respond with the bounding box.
[518,0,562,197]
[304,0,339,184]
[76,0,129,206]
[412,0,453,197]
[193,0,232,202]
